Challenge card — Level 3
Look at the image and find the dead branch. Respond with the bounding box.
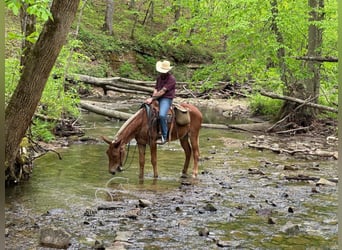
[266,95,317,132]
[284,175,320,181]
[260,91,338,113]
[295,56,338,62]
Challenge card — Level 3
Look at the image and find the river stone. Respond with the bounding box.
[138,199,153,208]
[198,227,210,236]
[203,203,217,212]
[316,178,336,186]
[280,221,300,235]
[39,226,71,249]
[115,231,133,242]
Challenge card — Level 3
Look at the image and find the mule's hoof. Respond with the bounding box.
[181,173,188,178]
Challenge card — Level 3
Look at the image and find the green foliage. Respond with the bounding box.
[5,0,52,21]
[5,58,21,103]
[5,11,86,141]
[31,119,55,142]
[6,0,338,137]
[249,93,282,118]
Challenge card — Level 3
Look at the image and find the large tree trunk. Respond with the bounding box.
[276,0,324,128]
[5,0,80,181]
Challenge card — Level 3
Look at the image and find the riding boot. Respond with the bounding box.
[157,116,168,144]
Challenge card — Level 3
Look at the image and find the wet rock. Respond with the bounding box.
[94,239,105,249]
[316,178,336,186]
[284,165,299,171]
[203,203,217,212]
[198,227,210,236]
[219,181,232,189]
[265,199,277,207]
[256,208,272,216]
[280,222,300,235]
[39,226,71,249]
[108,241,132,250]
[216,240,241,248]
[43,208,66,216]
[248,168,265,175]
[84,207,97,216]
[81,238,105,249]
[139,199,153,208]
[115,231,133,242]
[125,208,141,219]
[281,192,289,198]
[175,206,182,212]
[268,217,276,224]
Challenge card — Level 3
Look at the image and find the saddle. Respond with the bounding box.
[142,102,191,142]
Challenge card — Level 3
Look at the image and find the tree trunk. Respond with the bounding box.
[306,0,323,102]
[20,3,36,67]
[173,0,181,22]
[5,0,80,181]
[269,0,287,84]
[103,0,114,35]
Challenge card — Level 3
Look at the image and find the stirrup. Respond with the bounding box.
[156,136,167,145]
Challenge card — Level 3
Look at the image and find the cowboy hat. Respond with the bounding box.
[156,60,173,73]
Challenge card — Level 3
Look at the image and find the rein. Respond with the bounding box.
[120,141,137,171]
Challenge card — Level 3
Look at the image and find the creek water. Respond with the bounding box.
[5,109,338,249]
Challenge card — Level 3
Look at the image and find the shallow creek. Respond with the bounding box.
[5,109,338,249]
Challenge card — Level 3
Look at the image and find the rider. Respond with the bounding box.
[144,60,176,144]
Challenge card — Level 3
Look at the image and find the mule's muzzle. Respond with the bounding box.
[109,166,123,175]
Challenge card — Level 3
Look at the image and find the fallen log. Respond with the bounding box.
[80,101,249,130]
[260,91,338,113]
[66,74,154,94]
[295,56,338,62]
[80,101,132,120]
[201,123,230,129]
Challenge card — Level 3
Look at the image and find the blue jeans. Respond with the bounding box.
[159,97,173,140]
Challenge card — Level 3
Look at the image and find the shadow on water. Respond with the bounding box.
[5,111,338,249]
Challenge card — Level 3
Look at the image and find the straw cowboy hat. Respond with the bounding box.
[156,60,173,73]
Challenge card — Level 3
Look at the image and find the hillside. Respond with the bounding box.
[73,0,213,81]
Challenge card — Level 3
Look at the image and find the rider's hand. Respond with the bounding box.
[144,97,153,104]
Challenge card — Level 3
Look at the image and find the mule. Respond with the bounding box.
[102,100,202,179]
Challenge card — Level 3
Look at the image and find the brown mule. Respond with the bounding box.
[102,100,203,179]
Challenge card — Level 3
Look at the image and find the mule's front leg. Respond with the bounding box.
[150,143,158,178]
[180,136,192,178]
[138,144,146,179]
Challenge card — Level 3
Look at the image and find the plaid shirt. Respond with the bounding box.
[155,72,176,99]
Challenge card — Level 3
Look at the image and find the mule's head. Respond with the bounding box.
[102,136,126,175]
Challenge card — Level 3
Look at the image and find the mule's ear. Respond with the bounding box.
[101,136,112,145]
[113,139,121,148]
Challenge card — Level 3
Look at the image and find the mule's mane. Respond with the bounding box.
[112,108,143,143]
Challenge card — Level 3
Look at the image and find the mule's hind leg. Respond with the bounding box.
[189,134,200,178]
[179,135,191,178]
